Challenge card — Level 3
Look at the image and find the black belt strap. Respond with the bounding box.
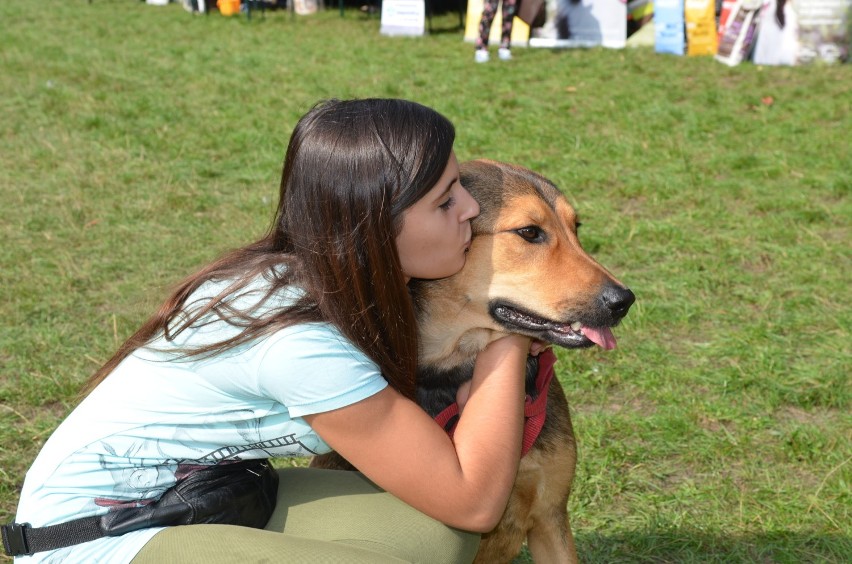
[2,517,105,557]
[3,459,278,557]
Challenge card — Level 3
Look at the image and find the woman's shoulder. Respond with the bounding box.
[262,321,371,364]
[191,268,304,312]
[256,322,386,417]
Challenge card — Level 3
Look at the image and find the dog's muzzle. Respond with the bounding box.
[489,283,635,349]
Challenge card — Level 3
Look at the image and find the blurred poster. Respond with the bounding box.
[655,0,686,54]
[686,0,719,54]
[527,0,628,48]
[794,0,851,63]
[715,0,763,65]
[628,0,654,37]
[718,0,739,41]
[463,0,531,46]
[753,0,850,64]
[380,0,425,36]
[753,0,800,64]
[293,0,318,14]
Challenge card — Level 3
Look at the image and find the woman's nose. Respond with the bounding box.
[460,187,480,221]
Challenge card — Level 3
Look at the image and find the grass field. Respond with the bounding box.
[1,1,850,562]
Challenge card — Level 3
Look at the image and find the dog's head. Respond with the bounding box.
[414,159,634,366]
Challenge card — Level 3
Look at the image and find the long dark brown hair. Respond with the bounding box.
[83,99,456,400]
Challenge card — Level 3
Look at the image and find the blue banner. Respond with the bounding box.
[655,0,686,55]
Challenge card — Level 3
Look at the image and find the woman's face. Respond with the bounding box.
[396,152,480,282]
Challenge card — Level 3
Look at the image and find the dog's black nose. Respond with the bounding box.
[601,283,635,319]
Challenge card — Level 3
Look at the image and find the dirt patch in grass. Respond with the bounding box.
[775,405,844,427]
[571,390,659,418]
[698,414,738,435]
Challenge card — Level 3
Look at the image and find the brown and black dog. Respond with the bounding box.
[313,160,634,563]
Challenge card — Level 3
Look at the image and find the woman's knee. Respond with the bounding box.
[269,467,481,563]
[132,524,411,563]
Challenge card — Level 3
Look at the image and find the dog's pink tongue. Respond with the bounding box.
[582,326,617,350]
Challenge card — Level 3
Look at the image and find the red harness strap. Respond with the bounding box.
[433,348,557,458]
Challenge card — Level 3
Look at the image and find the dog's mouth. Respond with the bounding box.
[489,301,618,350]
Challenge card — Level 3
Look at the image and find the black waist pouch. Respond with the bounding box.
[2,459,279,557]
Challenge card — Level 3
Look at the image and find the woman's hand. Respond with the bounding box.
[529,338,550,357]
[456,337,548,413]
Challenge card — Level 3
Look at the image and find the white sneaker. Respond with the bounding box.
[498,47,512,61]
[474,49,490,63]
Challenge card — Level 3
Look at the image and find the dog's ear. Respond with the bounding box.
[459,160,503,196]
[461,160,564,228]
[460,160,507,227]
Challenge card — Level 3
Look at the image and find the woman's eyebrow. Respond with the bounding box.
[432,177,458,203]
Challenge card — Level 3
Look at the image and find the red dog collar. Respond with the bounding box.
[433,348,557,458]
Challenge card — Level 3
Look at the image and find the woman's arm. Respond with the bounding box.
[303,334,529,533]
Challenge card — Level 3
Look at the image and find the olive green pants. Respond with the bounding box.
[131,468,480,563]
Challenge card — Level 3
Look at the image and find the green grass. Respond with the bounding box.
[1,1,850,562]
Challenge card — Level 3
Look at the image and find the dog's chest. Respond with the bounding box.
[415,356,540,418]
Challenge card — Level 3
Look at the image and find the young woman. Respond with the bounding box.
[8,99,534,563]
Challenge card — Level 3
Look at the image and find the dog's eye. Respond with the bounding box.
[516,226,545,243]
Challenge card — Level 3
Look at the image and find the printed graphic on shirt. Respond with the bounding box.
[85,407,322,510]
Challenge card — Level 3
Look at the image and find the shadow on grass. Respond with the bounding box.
[512,530,850,563]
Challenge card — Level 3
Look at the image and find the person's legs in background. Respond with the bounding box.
[475,0,501,62]
[498,0,517,60]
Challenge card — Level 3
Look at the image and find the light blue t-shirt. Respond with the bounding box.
[14,277,388,563]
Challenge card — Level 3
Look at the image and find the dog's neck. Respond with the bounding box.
[412,278,507,373]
